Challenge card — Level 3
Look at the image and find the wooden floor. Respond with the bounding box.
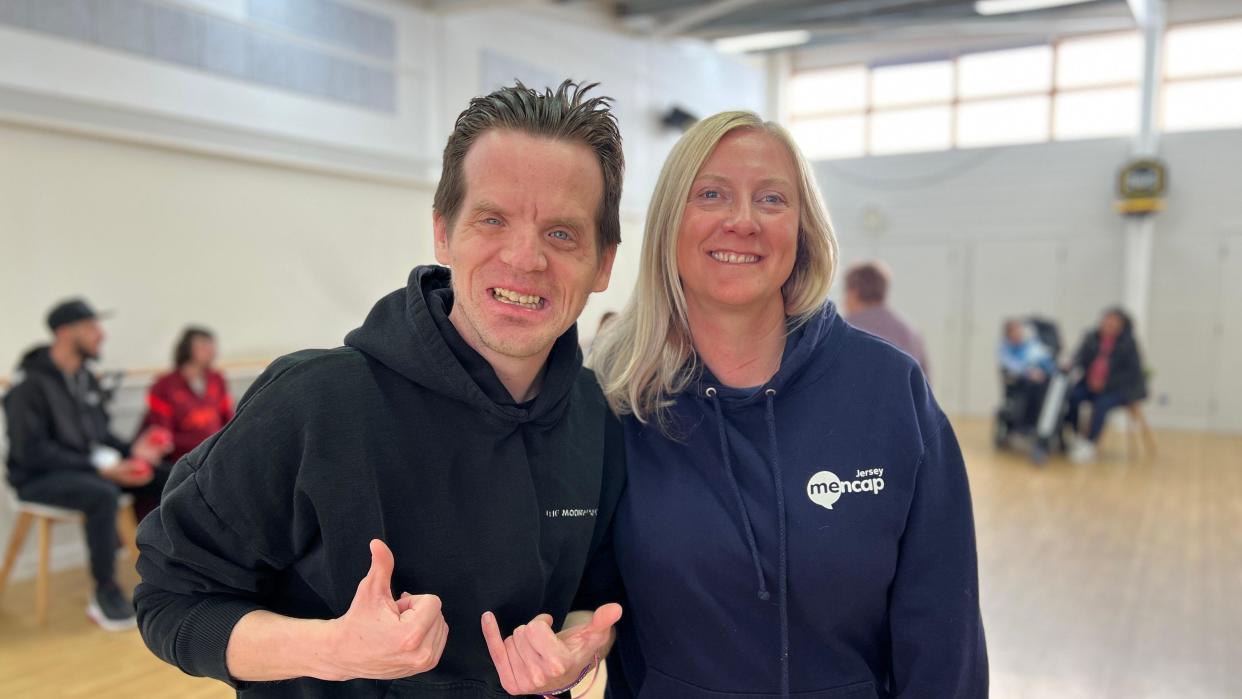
[1,418,1238,698]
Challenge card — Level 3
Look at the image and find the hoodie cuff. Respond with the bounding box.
[173,597,265,688]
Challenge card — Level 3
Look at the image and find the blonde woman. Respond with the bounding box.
[589,112,987,698]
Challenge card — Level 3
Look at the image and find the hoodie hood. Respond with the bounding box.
[692,301,846,407]
[344,265,583,427]
[16,345,56,376]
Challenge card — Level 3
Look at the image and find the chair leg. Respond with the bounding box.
[116,503,140,564]
[36,517,52,626]
[0,511,35,595]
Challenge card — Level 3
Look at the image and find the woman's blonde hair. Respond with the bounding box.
[591,111,838,427]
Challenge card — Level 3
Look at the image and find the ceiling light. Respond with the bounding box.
[714,30,811,54]
[974,0,1098,16]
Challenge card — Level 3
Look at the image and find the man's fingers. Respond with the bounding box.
[363,539,395,597]
[396,591,416,614]
[481,612,518,692]
[587,603,623,634]
[533,613,554,628]
[513,625,552,687]
[523,620,570,676]
[397,594,443,645]
[505,633,539,690]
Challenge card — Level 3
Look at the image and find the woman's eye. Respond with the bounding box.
[701,189,722,200]
[760,194,785,205]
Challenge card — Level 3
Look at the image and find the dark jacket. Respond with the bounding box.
[1071,329,1148,403]
[4,346,129,489]
[134,266,625,698]
[601,303,987,699]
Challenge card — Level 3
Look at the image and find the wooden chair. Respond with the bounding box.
[0,493,140,625]
[1124,403,1158,458]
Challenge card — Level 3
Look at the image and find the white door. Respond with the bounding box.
[1212,235,1242,434]
[963,239,1061,417]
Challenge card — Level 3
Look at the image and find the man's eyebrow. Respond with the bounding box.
[546,215,589,230]
[469,200,506,216]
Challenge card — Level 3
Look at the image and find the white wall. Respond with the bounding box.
[0,1,764,581]
[817,129,1242,434]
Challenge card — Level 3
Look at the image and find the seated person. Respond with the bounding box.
[3,299,172,630]
[1064,307,1148,463]
[998,319,1056,429]
[136,327,233,519]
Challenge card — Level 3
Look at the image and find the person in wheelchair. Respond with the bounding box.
[996,319,1057,446]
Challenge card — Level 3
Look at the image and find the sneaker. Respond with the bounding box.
[87,582,137,631]
[1070,439,1097,464]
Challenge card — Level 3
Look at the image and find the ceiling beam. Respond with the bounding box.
[651,0,768,37]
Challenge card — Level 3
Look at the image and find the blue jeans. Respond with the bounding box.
[1064,381,1128,443]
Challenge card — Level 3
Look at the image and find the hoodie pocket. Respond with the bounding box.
[639,667,877,699]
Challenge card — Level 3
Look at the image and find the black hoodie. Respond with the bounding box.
[4,346,130,489]
[134,266,625,698]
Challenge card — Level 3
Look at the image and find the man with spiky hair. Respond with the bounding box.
[135,81,625,698]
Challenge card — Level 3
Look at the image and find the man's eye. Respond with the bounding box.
[550,230,572,241]
[484,217,502,225]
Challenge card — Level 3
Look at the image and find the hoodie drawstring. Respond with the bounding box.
[706,386,791,698]
[707,387,771,602]
[764,388,790,699]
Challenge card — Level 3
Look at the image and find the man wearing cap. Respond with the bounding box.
[3,298,171,630]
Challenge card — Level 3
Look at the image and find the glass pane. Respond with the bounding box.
[1057,32,1141,88]
[1163,77,1242,132]
[957,95,1051,147]
[869,106,952,155]
[789,115,866,160]
[788,65,867,116]
[1055,87,1139,140]
[1166,20,1242,79]
[958,45,1053,98]
[871,60,953,107]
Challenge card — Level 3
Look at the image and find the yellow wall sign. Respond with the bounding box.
[1115,159,1167,215]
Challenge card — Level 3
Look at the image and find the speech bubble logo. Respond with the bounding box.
[807,470,842,510]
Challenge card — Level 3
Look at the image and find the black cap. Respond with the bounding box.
[47,298,111,331]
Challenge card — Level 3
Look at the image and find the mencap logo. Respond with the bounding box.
[807,469,885,510]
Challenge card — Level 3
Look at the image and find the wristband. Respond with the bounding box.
[540,653,600,699]
[90,446,122,470]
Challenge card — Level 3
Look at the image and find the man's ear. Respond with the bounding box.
[433,210,452,266]
[591,245,618,294]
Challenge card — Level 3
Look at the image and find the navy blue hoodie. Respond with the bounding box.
[603,302,987,698]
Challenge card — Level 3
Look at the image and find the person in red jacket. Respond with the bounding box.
[137,327,233,518]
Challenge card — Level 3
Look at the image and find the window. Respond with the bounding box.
[1165,20,1242,79]
[869,106,953,155]
[958,45,1053,98]
[1163,77,1242,132]
[1055,87,1139,140]
[1163,20,1242,133]
[871,60,954,108]
[782,21,1242,160]
[789,115,866,159]
[958,95,1051,147]
[1056,32,1141,88]
[788,65,867,116]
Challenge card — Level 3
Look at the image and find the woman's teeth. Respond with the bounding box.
[492,287,542,309]
[710,251,760,264]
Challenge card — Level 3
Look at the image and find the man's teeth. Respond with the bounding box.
[710,251,760,264]
[492,288,543,308]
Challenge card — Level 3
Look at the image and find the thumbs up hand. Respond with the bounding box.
[321,539,448,681]
[481,603,621,696]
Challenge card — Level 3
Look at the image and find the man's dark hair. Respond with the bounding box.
[845,262,890,304]
[174,326,214,368]
[433,80,623,255]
